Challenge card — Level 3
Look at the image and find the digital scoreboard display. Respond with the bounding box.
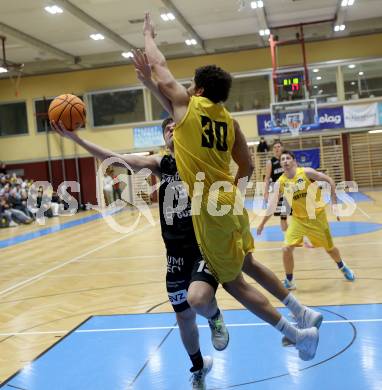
[276,71,305,100]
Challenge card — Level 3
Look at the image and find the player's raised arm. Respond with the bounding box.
[142,12,189,121]
[132,49,174,117]
[304,168,337,203]
[51,121,161,176]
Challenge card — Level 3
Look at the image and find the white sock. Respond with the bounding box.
[283,293,305,318]
[275,316,298,343]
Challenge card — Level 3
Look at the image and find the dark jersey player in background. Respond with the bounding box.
[264,140,289,232]
[51,116,229,390]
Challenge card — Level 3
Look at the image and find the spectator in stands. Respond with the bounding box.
[0,197,33,225]
[103,172,114,206]
[0,162,6,175]
[8,184,35,220]
[257,137,269,153]
[110,168,122,201]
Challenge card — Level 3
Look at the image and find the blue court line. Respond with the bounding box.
[0,208,124,249]
[2,304,382,390]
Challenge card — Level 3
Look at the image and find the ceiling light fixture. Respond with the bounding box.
[358,71,364,76]
[44,5,63,14]
[251,1,264,9]
[368,129,382,134]
[122,51,134,59]
[90,33,105,41]
[348,64,356,69]
[316,76,322,80]
[0,66,8,73]
[161,12,175,21]
[341,0,355,7]
[259,29,270,36]
[334,24,346,32]
[313,68,319,73]
[185,39,197,46]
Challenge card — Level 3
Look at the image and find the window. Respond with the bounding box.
[225,75,270,112]
[0,102,28,136]
[309,67,338,103]
[35,98,53,132]
[34,97,85,132]
[151,93,170,121]
[151,82,191,120]
[90,88,145,127]
[343,61,382,100]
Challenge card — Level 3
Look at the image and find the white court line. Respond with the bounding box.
[1,318,381,337]
[0,222,156,298]
[357,205,371,219]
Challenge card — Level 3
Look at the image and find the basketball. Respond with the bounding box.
[48,94,86,131]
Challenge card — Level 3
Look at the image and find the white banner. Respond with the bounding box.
[344,103,378,128]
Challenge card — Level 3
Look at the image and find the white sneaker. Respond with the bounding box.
[208,311,229,351]
[282,308,323,347]
[190,356,213,390]
[295,327,319,361]
[283,278,296,290]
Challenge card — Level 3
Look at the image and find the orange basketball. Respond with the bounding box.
[48,94,86,131]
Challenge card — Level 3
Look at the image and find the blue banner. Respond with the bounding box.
[133,125,165,148]
[258,106,344,135]
[379,102,382,125]
[293,148,320,169]
[317,106,344,129]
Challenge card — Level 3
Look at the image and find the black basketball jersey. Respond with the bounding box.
[159,154,198,251]
[270,156,284,183]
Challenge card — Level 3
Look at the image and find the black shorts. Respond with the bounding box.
[166,248,218,313]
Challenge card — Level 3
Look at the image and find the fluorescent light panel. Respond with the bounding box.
[161,12,175,21]
[334,24,346,32]
[0,67,8,73]
[251,1,264,9]
[44,5,63,14]
[90,33,105,41]
[122,51,134,58]
[341,0,355,6]
[185,38,197,46]
[259,29,270,36]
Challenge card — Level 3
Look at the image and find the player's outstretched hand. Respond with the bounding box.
[143,12,156,38]
[132,49,152,85]
[257,224,264,236]
[51,120,80,141]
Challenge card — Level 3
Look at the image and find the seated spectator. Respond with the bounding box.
[0,197,33,225]
[0,162,6,175]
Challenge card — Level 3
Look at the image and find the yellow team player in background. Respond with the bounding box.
[258,150,355,290]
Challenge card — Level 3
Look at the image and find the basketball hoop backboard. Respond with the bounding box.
[270,99,319,136]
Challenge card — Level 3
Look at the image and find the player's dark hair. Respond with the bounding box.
[194,65,232,103]
[161,117,174,133]
[272,139,283,148]
[281,150,296,160]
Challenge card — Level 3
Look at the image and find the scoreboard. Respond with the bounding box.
[276,71,306,101]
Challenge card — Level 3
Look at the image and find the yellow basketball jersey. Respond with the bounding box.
[278,167,325,218]
[173,96,236,206]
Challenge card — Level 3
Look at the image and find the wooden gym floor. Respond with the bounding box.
[1,191,382,386]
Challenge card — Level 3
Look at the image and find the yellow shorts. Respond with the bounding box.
[192,207,255,284]
[284,210,334,250]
